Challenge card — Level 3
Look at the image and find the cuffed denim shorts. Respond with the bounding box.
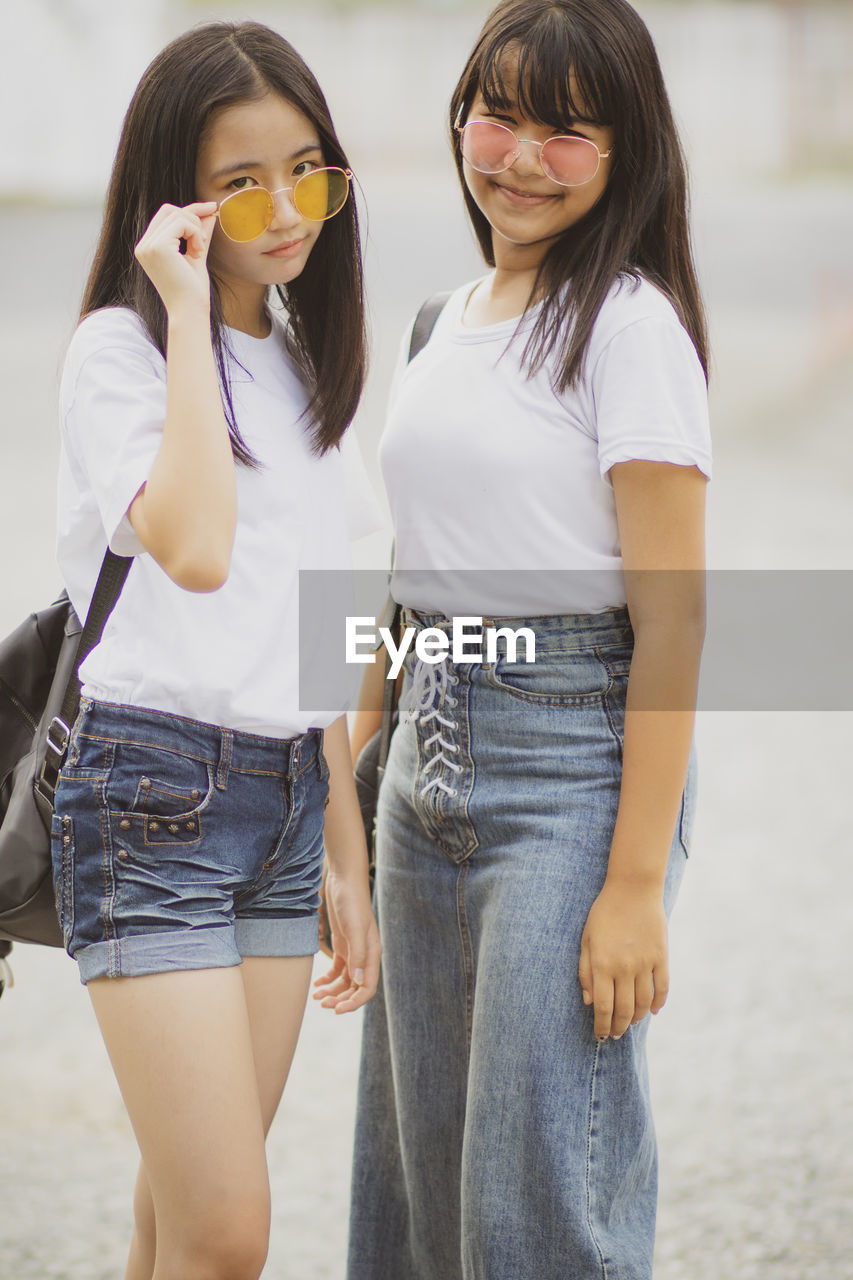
[50,698,329,983]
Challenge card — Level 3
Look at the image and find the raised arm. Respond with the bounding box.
[129,202,237,592]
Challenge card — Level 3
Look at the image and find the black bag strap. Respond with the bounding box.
[39,550,133,801]
[376,292,449,776]
[59,550,133,729]
[408,291,451,363]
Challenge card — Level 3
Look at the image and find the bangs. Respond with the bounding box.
[448,0,708,390]
[477,14,615,131]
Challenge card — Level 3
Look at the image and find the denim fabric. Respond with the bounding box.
[51,699,329,983]
[348,606,694,1280]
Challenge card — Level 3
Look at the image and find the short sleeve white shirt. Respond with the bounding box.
[380,274,711,617]
[57,306,380,736]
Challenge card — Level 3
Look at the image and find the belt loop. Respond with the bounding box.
[216,729,233,791]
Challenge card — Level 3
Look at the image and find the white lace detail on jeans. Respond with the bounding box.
[403,659,462,798]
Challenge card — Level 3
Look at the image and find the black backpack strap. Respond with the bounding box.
[370,293,448,776]
[40,550,133,797]
[408,292,452,364]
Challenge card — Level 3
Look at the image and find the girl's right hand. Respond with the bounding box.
[313,867,381,1014]
[134,202,218,314]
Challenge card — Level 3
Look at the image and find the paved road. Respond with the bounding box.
[1,175,852,1277]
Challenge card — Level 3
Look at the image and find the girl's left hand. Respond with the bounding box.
[578,880,669,1041]
[313,868,381,1014]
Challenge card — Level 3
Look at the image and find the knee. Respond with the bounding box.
[162,1198,270,1280]
[133,1174,157,1245]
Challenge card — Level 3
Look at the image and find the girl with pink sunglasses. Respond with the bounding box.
[335,2,712,1276]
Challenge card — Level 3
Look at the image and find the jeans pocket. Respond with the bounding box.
[485,645,613,704]
[104,741,214,847]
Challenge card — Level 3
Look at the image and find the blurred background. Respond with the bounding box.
[1,2,851,1277]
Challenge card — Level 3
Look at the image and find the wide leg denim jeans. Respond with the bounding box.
[348,606,694,1280]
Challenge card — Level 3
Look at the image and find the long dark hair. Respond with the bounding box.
[81,21,366,458]
[450,0,709,389]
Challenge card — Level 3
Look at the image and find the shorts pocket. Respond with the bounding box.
[104,741,215,846]
[50,811,75,948]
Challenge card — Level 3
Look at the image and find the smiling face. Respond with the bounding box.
[459,69,614,272]
[195,91,328,316]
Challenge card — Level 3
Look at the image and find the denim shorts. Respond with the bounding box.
[50,699,329,983]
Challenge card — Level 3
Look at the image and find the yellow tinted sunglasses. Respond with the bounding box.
[217,167,353,241]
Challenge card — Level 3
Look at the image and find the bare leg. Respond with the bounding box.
[124,955,313,1279]
[90,957,313,1280]
[240,955,315,1129]
[125,1161,158,1280]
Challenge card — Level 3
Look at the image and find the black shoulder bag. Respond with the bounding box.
[0,551,131,953]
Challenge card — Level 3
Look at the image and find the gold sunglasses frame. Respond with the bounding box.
[216,166,354,241]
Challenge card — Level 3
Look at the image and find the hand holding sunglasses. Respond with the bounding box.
[135,200,219,311]
[135,166,353,304]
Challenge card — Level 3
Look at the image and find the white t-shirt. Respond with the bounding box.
[381,274,712,618]
[57,305,379,737]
